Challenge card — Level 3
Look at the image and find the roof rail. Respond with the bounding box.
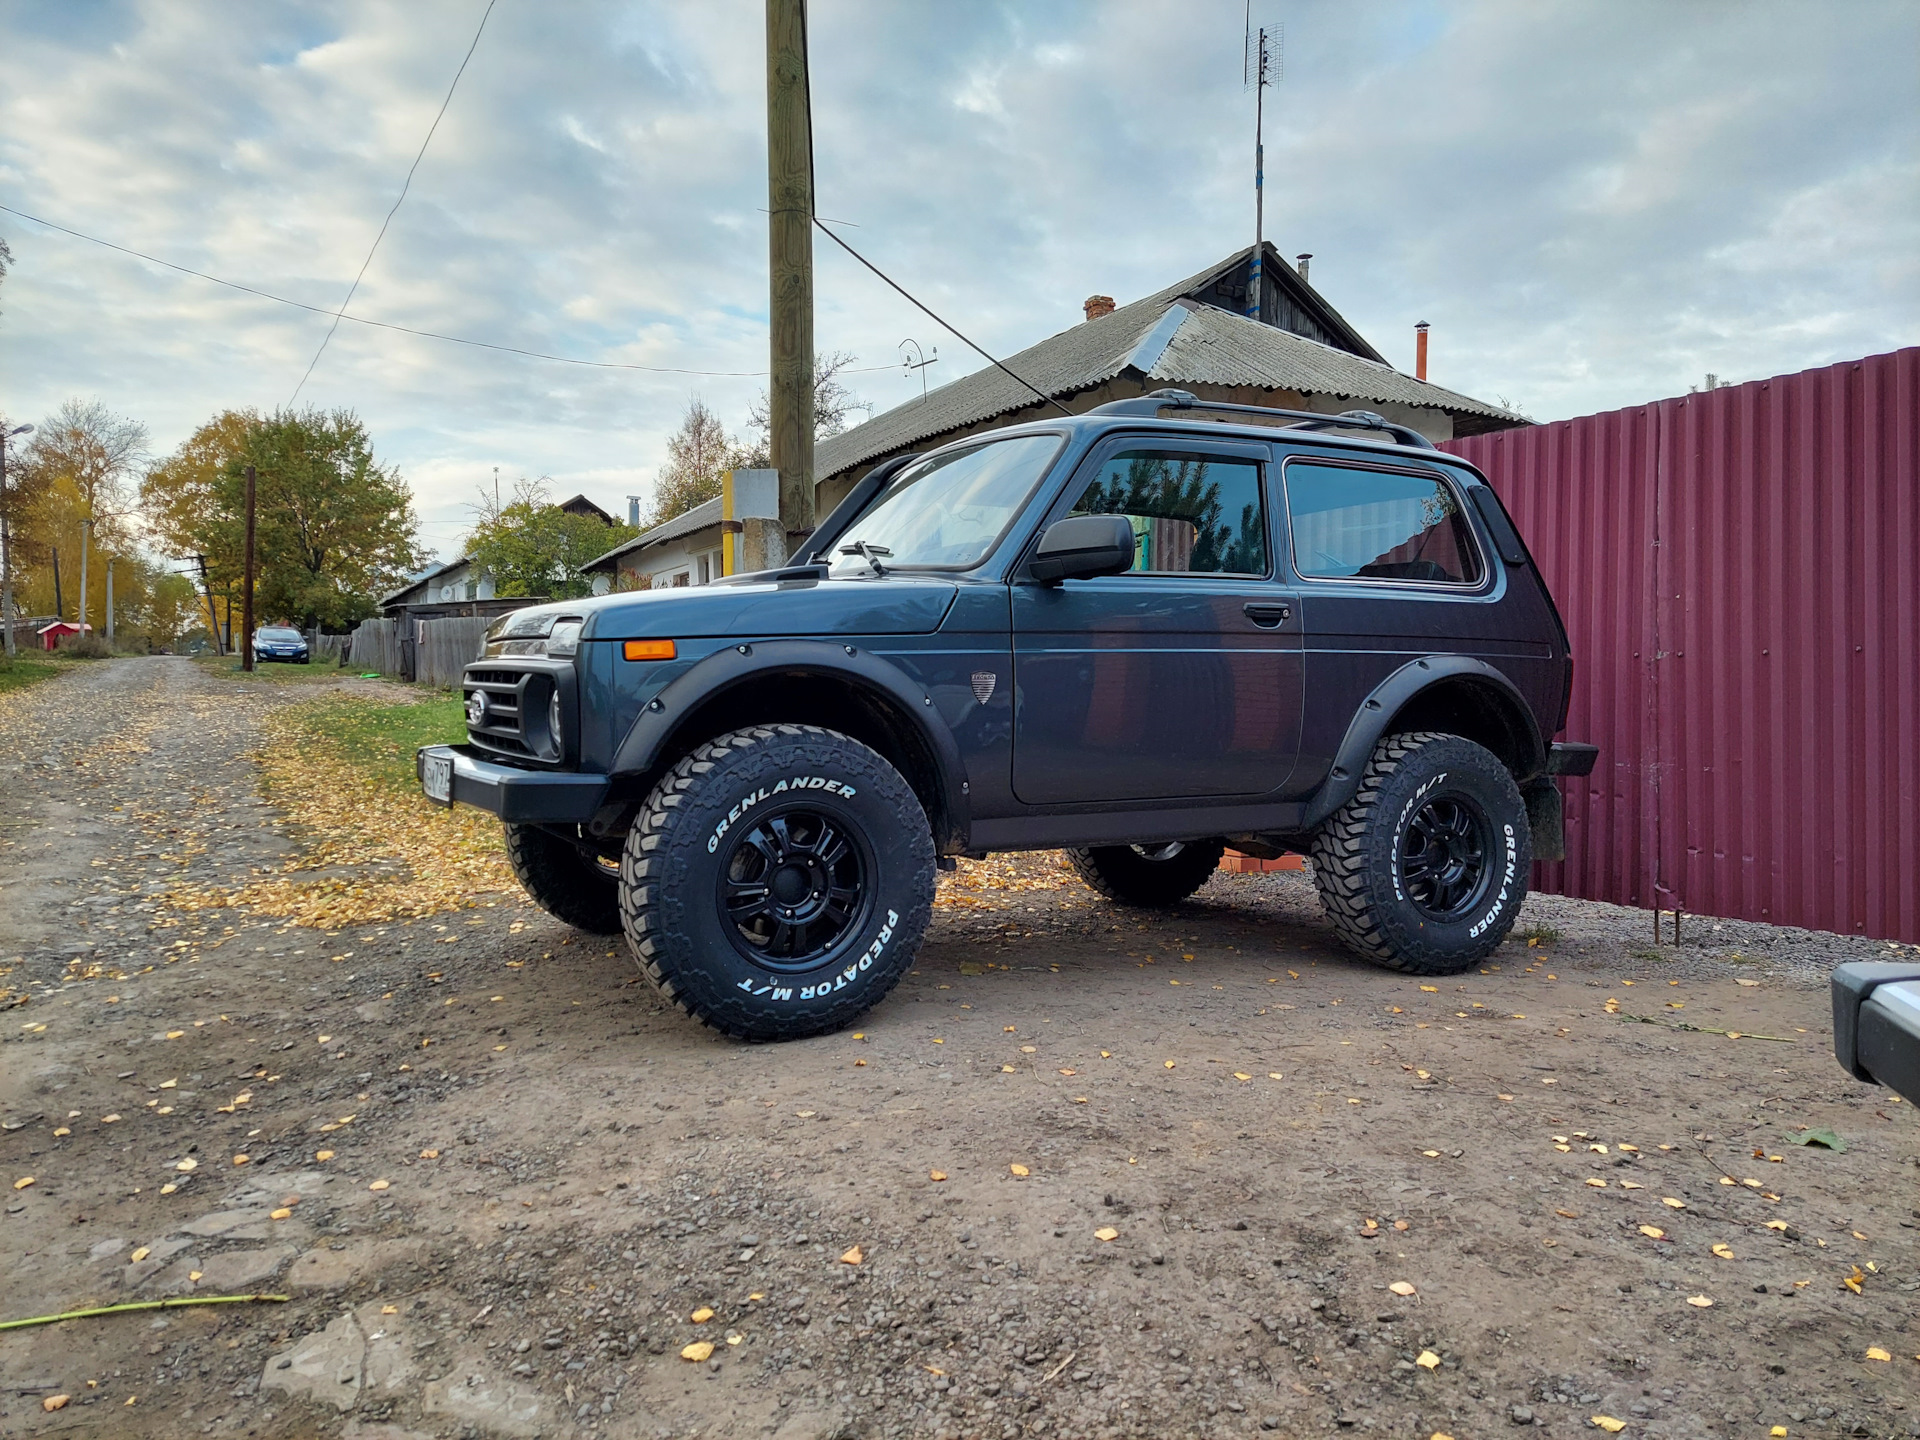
[1089,388,1438,451]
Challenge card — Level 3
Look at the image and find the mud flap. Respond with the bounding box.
[1523,779,1564,863]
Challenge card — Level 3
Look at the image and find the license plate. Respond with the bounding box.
[422,753,453,806]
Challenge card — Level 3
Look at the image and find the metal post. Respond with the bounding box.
[78,517,90,639]
[52,546,63,621]
[195,554,223,656]
[242,464,256,673]
[1249,39,1264,323]
[105,561,113,646]
[0,424,26,659]
[767,0,816,561]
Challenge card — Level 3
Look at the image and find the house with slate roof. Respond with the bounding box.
[813,241,1525,515]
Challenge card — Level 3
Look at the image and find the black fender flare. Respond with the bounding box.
[609,639,972,846]
[1299,656,1546,831]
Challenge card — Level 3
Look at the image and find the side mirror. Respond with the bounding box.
[1029,514,1136,583]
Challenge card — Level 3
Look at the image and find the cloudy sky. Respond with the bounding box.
[1,0,1913,561]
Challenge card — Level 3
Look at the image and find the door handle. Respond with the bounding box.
[1243,601,1291,628]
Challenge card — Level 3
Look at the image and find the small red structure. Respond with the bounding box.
[36,621,90,651]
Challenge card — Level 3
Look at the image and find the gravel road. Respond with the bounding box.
[1,657,1915,1440]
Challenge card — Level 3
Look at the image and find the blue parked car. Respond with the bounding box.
[419,392,1595,1040]
[252,626,310,664]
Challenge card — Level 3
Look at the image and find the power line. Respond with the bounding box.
[288,0,496,405]
[813,218,1072,418]
[0,202,891,379]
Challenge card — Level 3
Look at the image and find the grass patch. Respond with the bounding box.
[290,693,467,795]
[189,653,344,686]
[163,691,508,931]
[1519,924,1563,947]
[0,651,68,695]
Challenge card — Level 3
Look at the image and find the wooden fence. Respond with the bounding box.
[415,617,489,687]
[347,618,400,677]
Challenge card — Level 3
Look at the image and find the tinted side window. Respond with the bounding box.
[1285,463,1482,585]
[1067,450,1267,575]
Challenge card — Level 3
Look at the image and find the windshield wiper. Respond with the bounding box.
[838,541,891,576]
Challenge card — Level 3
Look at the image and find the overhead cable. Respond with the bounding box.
[0,202,886,379]
[288,0,497,404]
[813,218,1072,417]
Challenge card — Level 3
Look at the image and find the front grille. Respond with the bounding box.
[464,665,557,762]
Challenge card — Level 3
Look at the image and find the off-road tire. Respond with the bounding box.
[620,724,936,1042]
[1067,839,1227,908]
[503,823,622,935]
[1309,731,1530,975]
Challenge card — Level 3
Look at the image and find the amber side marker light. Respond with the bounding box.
[623,639,677,662]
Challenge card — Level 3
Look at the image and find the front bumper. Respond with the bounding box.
[1832,962,1920,1106]
[416,744,609,824]
[1544,741,1599,776]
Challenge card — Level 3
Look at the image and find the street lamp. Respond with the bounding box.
[1,423,33,659]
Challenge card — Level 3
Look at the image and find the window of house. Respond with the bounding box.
[1065,450,1267,575]
[1284,463,1483,585]
[695,554,711,585]
[670,571,691,588]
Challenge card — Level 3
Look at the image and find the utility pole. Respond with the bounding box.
[52,546,63,620]
[766,0,815,561]
[79,517,90,638]
[1242,15,1276,323]
[242,463,257,672]
[0,422,31,659]
[105,561,114,646]
[194,554,223,656]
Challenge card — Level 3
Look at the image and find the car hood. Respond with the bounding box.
[539,575,961,642]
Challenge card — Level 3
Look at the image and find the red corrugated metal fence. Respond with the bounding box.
[1443,348,1919,942]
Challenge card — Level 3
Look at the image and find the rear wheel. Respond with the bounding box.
[503,823,622,935]
[1067,839,1227,908]
[1309,731,1529,974]
[619,724,936,1042]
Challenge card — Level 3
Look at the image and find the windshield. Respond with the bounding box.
[257,628,302,641]
[829,434,1065,575]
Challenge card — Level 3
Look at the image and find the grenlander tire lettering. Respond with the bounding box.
[706,776,859,853]
[734,910,900,1002]
[1467,823,1519,938]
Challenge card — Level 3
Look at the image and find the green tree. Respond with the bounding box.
[141,407,422,629]
[465,477,636,600]
[648,398,747,527]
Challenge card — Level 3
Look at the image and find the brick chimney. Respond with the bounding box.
[1083,295,1116,322]
[1415,321,1430,382]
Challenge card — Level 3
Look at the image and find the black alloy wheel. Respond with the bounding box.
[719,807,871,969]
[1397,793,1495,921]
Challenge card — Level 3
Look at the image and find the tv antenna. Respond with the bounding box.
[900,338,939,398]
[1243,6,1281,322]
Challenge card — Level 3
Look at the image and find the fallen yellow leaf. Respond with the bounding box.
[1662,1197,1687,1209]
[52,1127,70,1137]
[1592,1418,1626,1434]
[1000,1064,1016,1073]
[232,1154,250,1166]
[174,1158,197,1172]
[381,1304,398,1315]
[1093,1227,1119,1242]
[1233,1072,1252,1081]
[840,1245,863,1265]
[691,1307,714,1323]
[315,1149,335,1162]
[188,1270,202,1282]
[1639,1226,1666,1239]
[726,1332,744,1346]
[1423,1150,1441,1158]
[1164,1060,1176,1069]
[42,1396,69,1413]
[1009,1163,1030,1177]
[1711,1243,1735,1259]
[1771,1428,1788,1437]
[1865,1346,1891,1362]
[11,1176,33,1191]
[1416,1350,1440,1369]
[270,1208,292,1221]
[1057,1068,1076,1077]
[1420,985,1438,992]
[680,1342,714,1362]
[1586,1178,1608,1188]
[1388,1281,1417,1296]
[1555,1208,1580,1219]
[929,1170,947,1182]
[368,1179,390,1191]
[1268,1072,1283,1080]
[1686,1294,1714,1308]
[1765,1220,1790,1232]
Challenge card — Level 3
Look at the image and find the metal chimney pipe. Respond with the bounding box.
[1415,321,1430,382]
[1296,253,1312,285]
[627,496,641,528]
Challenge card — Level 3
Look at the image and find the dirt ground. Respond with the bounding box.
[2,656,1916,1440]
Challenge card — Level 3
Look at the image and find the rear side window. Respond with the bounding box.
[1067,450,1268,576]
[1284,463,1483,585]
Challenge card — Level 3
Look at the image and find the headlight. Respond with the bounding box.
[545,621,583,657]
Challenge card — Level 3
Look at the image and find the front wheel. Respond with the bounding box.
[1308,731,1530,975]
[1067,839,1227,908]
[619,725,936,1042]
[503,823,623,935]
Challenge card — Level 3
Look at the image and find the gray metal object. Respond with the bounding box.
[1831,962,1920,1104]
